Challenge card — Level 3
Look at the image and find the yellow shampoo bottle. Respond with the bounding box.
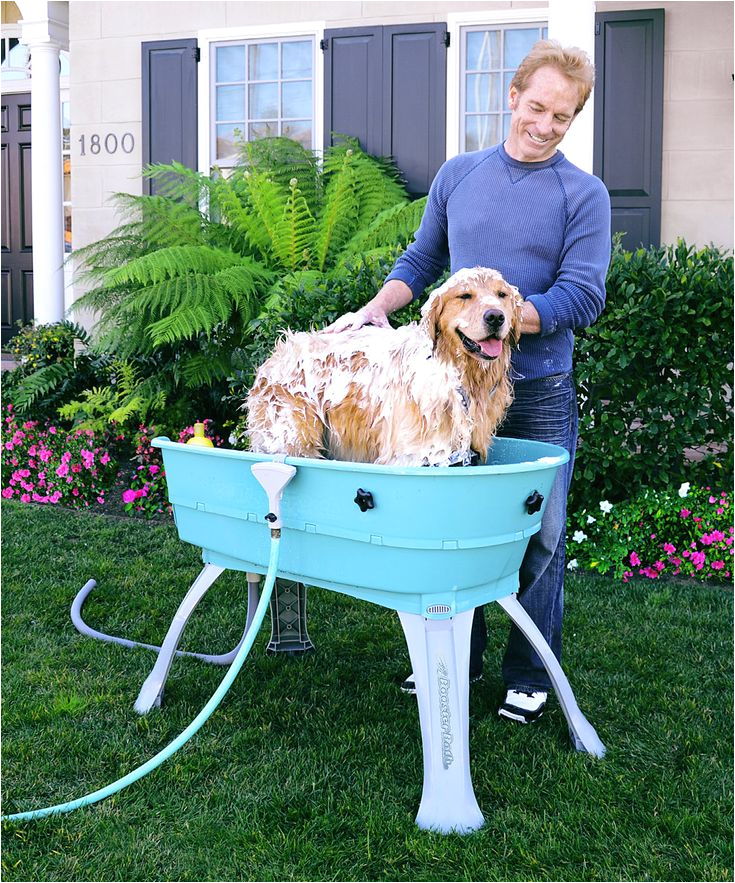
[186,422,214,447]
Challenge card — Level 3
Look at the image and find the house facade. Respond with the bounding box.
[1,0,733,342]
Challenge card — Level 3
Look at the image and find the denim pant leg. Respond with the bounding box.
[470,373,578,692]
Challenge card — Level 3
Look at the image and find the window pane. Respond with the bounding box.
[64,205,72,253]
[465,73,500,113]
[465,114,500,152]
[249,42,278,80]
[282,120,312,148]
[504,28,540,68]
[249,121,279,140]
[503,113,512,139]
[282,40,311,78]
[466,30,500,71]
[216,123,241,158]
[62,101,71,150]
[216,85,244,120]
[217,45,245,82]
[282,80,311,118]
[249,82,278,119]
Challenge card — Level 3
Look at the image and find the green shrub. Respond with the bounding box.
[571,239,733,515]
[2,322,109,423]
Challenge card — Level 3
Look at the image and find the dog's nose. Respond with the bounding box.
[483,309,505,333]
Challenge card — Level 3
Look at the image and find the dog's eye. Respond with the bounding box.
[458,292,473,300]
[496,290,507,299]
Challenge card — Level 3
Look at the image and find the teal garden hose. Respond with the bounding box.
[2,533,282,824]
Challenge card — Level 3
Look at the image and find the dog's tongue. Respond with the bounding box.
[479,338,502,358]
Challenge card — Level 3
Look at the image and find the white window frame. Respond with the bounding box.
[446,9,549,160]
[198,22,325,176]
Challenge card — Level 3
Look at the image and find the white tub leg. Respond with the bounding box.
[134,563,226,714]
[495,593,606,758]
[398,610,484,834]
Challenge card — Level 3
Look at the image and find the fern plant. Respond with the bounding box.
[70,137,425,426]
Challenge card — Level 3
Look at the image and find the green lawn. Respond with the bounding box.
[1,501,732,882]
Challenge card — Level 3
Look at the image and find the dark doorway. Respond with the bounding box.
[1,92,33,345]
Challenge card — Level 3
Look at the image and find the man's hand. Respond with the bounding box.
[324,305,391,333]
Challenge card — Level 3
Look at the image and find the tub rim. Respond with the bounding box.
[152,436,569,476]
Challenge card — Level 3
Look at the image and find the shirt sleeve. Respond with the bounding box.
[525,175,612,335]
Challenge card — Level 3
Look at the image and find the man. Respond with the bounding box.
[328,40,611,724]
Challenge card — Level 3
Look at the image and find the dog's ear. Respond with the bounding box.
[509,285,524,348]
[420,281,450,345]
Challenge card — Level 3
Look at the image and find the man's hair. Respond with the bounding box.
[510,40,595,115]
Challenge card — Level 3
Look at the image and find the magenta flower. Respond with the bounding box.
[712,560,725,570]
[630,551,641,566]
[679,508,691,518]
[122,489,136,504]
[663,543,676,554]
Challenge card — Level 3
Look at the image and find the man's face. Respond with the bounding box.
[505,65,579,163]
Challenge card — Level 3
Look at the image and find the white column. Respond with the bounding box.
[548,0,596,173]
[19,1,69,326]
[29,40,65,323]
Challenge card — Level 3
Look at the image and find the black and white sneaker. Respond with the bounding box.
[498,689,548,724]
[400,671,483,695]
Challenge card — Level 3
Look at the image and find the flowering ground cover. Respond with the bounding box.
[567,482,733,585]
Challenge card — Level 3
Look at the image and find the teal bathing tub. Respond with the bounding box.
[153,436,567,619]
[143,435,604,834]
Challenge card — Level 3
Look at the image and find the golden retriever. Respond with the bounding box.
[245,267,523,467]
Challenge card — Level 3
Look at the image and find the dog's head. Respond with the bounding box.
[419,267,523,362]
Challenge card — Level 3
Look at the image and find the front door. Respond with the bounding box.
[1,91,33,345]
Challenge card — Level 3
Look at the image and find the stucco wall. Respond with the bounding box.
[67,0,733,255]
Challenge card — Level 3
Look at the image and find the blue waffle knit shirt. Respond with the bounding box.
[385,142,612,382]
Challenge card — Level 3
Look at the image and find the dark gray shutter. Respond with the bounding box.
[141,39,198,195]
[323,27,383,156]
[383,24,447,196]
[593,9,664,248]
[324,23,447,195]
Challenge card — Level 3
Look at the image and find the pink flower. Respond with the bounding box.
[39,448,52,463]
[663,543,676,555]
[629,551,641,566]
[49,491,62,503]
[56,463,69,477]
[20,493,31,503]
[2,487,14,498]
[149,464,160,475]
[122,489,136,504]
[712,561,725,570]
[100,452,110,465]
[97,495,105,504]
[709,496,717,504]
[680,508,691,518]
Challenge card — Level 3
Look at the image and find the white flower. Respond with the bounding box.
[678,482,690,498]
[599,500,613,514]
[572,530,587,543]
[587,514,597,524]
[567,558,579,570]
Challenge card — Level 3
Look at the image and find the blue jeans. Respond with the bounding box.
[470,372,578,692]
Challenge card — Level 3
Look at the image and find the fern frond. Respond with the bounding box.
[104,245,242,287]
[175,350,234,388]
[276,178,316,271]
[241,137,321,211]
[11,362,77,416]
[340,197,426,259]
[313,152,361,271]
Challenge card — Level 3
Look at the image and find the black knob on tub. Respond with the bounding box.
[525,491,544,514]
[265,512,278,523]
[354,489,375,512]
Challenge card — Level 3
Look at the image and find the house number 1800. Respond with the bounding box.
[78,132,135,156]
